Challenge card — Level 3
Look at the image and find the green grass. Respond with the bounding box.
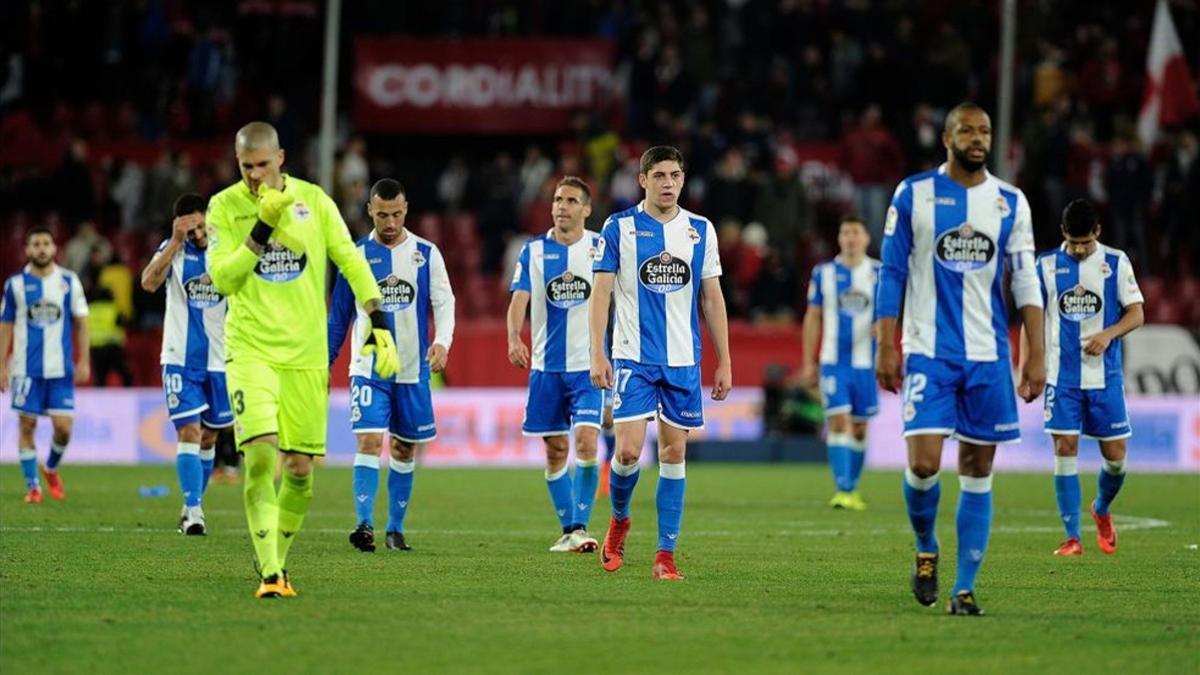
[1,465,1197,674]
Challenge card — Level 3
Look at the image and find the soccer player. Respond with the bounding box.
[330,178,455,553]
[140,193,232,535]
[875,102,1046,615]
[1036,199,1143,557]
[207,122,398,598]
[590,146,732,580]
[507,176,603,553]
[0,227,90,503]
[800,215,881,511]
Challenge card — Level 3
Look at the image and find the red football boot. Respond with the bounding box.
[1091,501,1118,554]
[599,516,631,572]
[1053,537,1083,556]
[651,551,684,580]
[39,465,64,500]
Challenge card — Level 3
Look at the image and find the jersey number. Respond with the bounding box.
[615,368,633,394]
[902,373,927,404]
[164,373,184,394]
[351,383,373,408]
[232,390,245,415]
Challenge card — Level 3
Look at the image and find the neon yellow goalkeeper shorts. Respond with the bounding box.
[225,362,328,455]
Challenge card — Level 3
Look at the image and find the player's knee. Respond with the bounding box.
[908,457,940,479]
[390,439,416,463]
[1100,440,1127,462]
[574,430,599,459]
[544,436,570,461]
[282,452,313,478]
[851,424,868,442]
[51,421,72,444]
[1053,436,1079,457]
[179,423,202,444]
[200,427,218,448]
[828,415,851,434]
[357,433,384,456]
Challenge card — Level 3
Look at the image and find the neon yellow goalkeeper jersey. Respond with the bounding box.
[206,175,380,368]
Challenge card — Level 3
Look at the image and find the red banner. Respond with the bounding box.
[354,38,620,134]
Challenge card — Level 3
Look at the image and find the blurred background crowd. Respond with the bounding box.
[1,0,1198,387]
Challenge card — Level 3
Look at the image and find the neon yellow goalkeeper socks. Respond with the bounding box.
[242,441,281,578]
[276,470,314,570]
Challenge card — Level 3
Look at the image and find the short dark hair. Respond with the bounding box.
[554,176,591,203]
[838,214,868,230]
[25,226,52,244]
[1061,198,1099,237]
[370,178,406,201]
[640,145,685,175]
[173,193,207,217]
[944,101,988,133]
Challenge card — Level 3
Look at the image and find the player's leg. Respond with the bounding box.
[845,367,878,504]
[820,364,855,504]
[201,370,235,493]
[348,376,389,552]
[543,434,576,550]
[599,388,615,497]
[199,426,218,494]
[1051,434,1083,555]
[652,364,705,580]
[175,421,206,534]
[37,377,75,500]
[566,372,603,549]
[17,412,41,501]
[274,368,329,581]
[1086,387,1131,554]
[523,371,576,548]
[383,382,435,551]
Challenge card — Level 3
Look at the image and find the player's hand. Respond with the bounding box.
[172,213,198,241]
[798,362,818,388]
[875,344,902,394]
[426,343,448,373]
[507,338,530,368]
[711,360,732,401]
[362,328,399,379]
[75,359,91,385]
[0,363,9,392]
[256,183,294,227]
[1018,350,1046,403]
[1081,332,1111,356]
[590,355,613,390]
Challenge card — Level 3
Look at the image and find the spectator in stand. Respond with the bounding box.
[1106,131,1153,271]
[436,155,470,213]
[1159,129,1200,276]
[108,158,145,231]
[64,222,102,277]
[901,103,943,174]
[752,145,812,265]
[479,153,519,273]
[53,139,95,225]
[841,104,904,246]
[90,244,134,323]
[518,145,554,211]
[86,286,132,387]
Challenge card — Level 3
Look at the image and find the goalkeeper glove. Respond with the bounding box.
[250,184,304,254]
[362,309,399,379]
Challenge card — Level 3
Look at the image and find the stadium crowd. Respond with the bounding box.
[1,0,1197,380]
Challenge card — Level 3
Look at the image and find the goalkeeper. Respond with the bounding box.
[207,121,399,599]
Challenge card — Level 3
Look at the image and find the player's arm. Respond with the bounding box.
[700,276,732,401]
[206,196,259,296]
[874,185,912,393]
[1083,253,1145,356]
[70,274,91,385]
[327,268,355,366]
[506,243,532,368]
[427,246,455,373]
[1008,194,1045,402]
[590,217,620,389]
[141,216,192,292]
[799,268,823,387]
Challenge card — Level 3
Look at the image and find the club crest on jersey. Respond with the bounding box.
[686,226,700,244]
[594,238,606,260]
[639,252,691,293]
[837,289,871,315]
[255,242,307,282]
[27,299,63,327]
[291,201,311,220]
[183,273,222,309]
[1100,261,1112,279]
[935,223,996,272]
[995,196,1011,218]
[884,206,898,236]
[379,274,416,311]
[546,270,591,309]
[411,249,426,267]
[1057,284,1102,322]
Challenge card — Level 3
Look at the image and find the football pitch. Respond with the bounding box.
[1,464,1196,674]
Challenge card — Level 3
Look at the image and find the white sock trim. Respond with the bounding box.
[659,462,686,479]
[959,474,994,493]
[354,452,381,469]
[177,442,201,456]
[18,449,36,461]
[545,466,569,481]
[575,458,600,468]
[610,456,640,477]
[389,458,415,474]
[199,447,216,461]
[1053,456,1079,476]
[1102,458,1127,475]
[904,468,939,491]
[848,439,866,453]
[827,432,854,446]
[51,440,68,453]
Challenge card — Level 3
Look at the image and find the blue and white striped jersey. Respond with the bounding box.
[1037,243,1142,389]
[1,264,89,379]
[594,202,722,367]
[329,230,455,384]
[807,256,880,368]
[159,239,226,371]
[510,229,601,373]
[876,165,1041,362]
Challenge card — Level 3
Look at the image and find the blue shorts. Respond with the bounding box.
[820,365,879,420]
[523,370,603,436]
[350,376,436,443]
[10,375,74,417]
[902,354,1020,444]
[1044,384,1131,440]
[611,359,703,430]
[162,365,233,429]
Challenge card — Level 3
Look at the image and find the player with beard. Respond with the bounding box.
[1,227,90,503]
[875,102,1046,615]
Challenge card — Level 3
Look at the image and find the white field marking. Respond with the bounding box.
[0,512,1171,537]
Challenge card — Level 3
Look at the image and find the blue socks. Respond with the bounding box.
[573,459,599,530]
[18,448,39,489]
[546,465,575,531]
[175,442,203,508]
[47,440,66,470]
[848,439,866,490]
[1054,456,1082,539]
[387,458,415,533]
[609,456,641,521]
[656,462,686,552]
[199,447,215,494]
[353,452,380,527]
[903,469,941,554]
[827,433,853,492]
[1094,458,1126,516]
[954,474,993,595]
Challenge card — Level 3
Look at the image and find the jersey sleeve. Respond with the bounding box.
[1116,252,1144,307]
[701,219,722,278]
[1006,191,1042,309]
[875,182,913,320]
[594,216,620,273]
[327,268,355,366]
[1036,255,1051,309]
[206,195,259,296]
[806,265,824,307]
[429,246,456,350]
[69,273,89,317]
[155,239,174,280]
[509,242,531,293]
[321,191,381,306]
[1,277,15,323]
